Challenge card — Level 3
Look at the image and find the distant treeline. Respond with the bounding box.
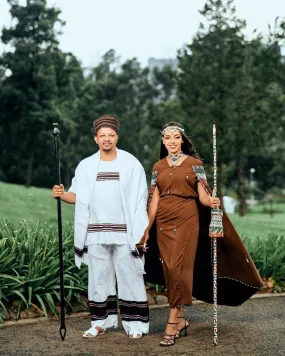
[0,0,285,216]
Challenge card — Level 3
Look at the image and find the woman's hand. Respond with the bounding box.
[209,190,221,209]
[138,230,149,247]
[52,184,65,199]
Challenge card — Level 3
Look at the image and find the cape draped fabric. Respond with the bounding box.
[144,158,263,306]
[68,148,149,274]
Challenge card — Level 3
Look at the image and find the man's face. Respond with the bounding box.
[94,127,118,152]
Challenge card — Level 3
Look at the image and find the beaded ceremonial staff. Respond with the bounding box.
[209,124,224,346]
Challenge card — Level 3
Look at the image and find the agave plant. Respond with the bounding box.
[2,218,284,323]
[0,220,88,322]
[0,221,27,321]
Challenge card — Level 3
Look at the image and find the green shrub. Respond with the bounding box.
[242,233,285,282]
[0,220,88,322]
[1,220,284,323]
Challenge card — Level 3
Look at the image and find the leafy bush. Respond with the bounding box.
[1,219,284,323]
[0,220,88,322]
[243,234,285,282]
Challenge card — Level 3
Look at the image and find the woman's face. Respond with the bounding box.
[162,129,183,155]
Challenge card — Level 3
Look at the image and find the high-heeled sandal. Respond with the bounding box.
[159,321,178,347]
[175,316,190,338]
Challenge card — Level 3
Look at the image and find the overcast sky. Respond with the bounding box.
[0,0,284,67]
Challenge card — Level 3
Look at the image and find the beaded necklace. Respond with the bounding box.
[168,151,183,165]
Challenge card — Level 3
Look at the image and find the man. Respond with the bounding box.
[52,115,149,339]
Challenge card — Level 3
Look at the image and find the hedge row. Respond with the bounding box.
[0,220,284,322]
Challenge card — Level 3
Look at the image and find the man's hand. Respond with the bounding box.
[52,184,65,199]
[52,185,76,204]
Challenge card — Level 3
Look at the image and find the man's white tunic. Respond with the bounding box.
[86,158,128,245]
[68,149,148,273]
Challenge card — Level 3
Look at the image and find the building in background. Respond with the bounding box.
[148,57,178,101]
[148,57,178,71]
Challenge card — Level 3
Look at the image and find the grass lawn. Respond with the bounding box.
[0,182,74,226]
[0,182,284,237]
[230,208,285,237]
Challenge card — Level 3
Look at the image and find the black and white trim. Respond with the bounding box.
[132,247,146,259]
[74,246,88,258]
[96,172,120,181]
[118,298,149,323]
[89,295,118,321]
[87,223,127,233]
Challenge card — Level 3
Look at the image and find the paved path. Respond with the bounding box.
[0,297,284,356]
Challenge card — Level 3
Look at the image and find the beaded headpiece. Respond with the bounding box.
[161,125,185,135]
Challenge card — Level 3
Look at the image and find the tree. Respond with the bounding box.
[0,0,65,187]
[177,0,285,215]
[77,51,159,169]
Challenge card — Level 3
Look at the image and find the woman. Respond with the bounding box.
[141,122,263,347]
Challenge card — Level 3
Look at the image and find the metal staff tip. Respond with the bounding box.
[60,325,67,341]
[52,123,60,137]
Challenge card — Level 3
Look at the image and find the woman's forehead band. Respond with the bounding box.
[161,125,185,135]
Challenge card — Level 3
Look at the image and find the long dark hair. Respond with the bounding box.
[160,121,201,160]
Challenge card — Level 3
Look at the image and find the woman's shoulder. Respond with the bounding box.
[152,158,166,172]
[186,155,204,167]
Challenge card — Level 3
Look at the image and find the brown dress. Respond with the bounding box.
[154,156,202,307]
[144,156,263,308]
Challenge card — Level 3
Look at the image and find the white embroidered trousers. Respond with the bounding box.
[87,244,149,335]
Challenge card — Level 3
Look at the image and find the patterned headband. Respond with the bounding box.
[161,125,185,135]
[91,115,120,136]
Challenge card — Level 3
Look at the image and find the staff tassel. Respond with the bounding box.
[52,123,67,341]
[209,124,224,346]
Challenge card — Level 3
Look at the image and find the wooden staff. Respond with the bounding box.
[52,123,67,341]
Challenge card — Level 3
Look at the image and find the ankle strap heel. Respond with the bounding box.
[176,316,189,337]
